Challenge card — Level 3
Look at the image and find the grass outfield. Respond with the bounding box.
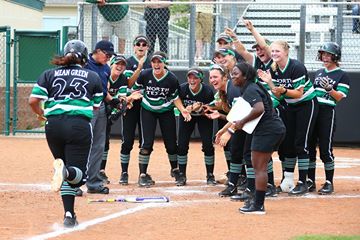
[294,236,360,240]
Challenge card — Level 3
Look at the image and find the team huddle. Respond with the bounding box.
[28,19,350,227]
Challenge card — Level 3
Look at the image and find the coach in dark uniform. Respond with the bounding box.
[29,40,103,227]
[177,67,215,186]
[133,51,191,187]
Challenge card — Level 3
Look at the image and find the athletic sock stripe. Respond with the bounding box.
[285,157,297,169]
[230,163,242,174]
[102,150,109,161]
[281,161,286,171]
[60,181,76,196]
[177,155,188,165]
[139,154,150,164]
[168,154,177,162]
[298,158,310,170]
[308,161,316,169]
[246,167,255,178]
[267,161,273,173]
[205,155,214,165]
[325,162,335,170]
[121,154,130,163]
[224,151,231,161]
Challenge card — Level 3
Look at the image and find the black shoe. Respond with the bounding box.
[237,174,247,191]
[275,186,282,194]
[87,186,109,194]
[318,180,334,195]
[145,173,155,185]
[206,173,217,186]
[119,172,129,185]
[239,203,265,215]
[218,183,237,197]
[306,179,316,192]
[75,187,83,197]
[230,188,253,202]
[99,171,110,184]
[176,172,187,186]
[265,183,278,197]
[288,181,308,196]
[63,212,78,228]
[171,168,180,180]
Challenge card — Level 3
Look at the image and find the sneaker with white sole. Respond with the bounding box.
[51,158,67,192]
[239,203,266,215]
[63,211,78,228]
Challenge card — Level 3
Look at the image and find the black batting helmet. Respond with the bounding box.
[317,42,341,62]
[63,40,88,63]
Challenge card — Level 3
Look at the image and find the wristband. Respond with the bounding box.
[227,128,235,134]
[282,89,288,95]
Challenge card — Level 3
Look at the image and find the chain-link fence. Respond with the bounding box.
[78,1,360,71]
[0,26,11,135]
[12,31,60,134]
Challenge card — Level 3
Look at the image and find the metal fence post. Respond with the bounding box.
[79,3,84,42]
[91,4,98,49]
[298,3,306,64]
[5,26,11,135]
[336,0,343,47]
[189,4,196,68]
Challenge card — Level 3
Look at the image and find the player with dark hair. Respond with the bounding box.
[133,51,191,187]
[308,42,350,194]
[176,67,215,186]
[100,55,142,183]
[216,62,285,214]
[258,40,318,196]
[28,40,103,227]
[117,35,152,185]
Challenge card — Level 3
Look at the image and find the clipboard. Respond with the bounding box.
[226,97,264,134]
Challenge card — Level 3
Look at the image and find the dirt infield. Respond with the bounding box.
[1,136,360,240]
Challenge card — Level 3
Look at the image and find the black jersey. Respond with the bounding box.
[133,69,180,113]
[108,74,128,98]
[226,79,242,107]
[179,82,214,116]
[270,58,316,105]
[252,53,282,108]
[126,55,152,74]
[313,67,350,107]
[240,82,285,136]
[30,65,103,119]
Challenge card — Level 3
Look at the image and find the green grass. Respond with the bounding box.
[293,236,360,240]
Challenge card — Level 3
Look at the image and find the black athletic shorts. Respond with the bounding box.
[251,133,285,153]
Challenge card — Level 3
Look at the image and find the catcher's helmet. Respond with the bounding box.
[317,42,341,62]
[63,40,88,63]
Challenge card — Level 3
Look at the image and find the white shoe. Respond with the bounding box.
[51,158,66,192]
[280,171,295,192]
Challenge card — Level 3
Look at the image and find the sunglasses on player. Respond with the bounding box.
[136,42,148,47]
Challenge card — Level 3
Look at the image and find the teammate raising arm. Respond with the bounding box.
[132,51,191,187]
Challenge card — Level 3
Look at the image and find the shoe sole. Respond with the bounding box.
[288,192,309,197]
[119,182,129,185]
[51,159,65,192]
[239,210,266,215]
[318,191,334,195]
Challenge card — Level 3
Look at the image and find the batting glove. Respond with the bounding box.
[319,78,333,92]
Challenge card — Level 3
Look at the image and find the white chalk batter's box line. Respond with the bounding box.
[1,175,360,193]
[24,193,360,240]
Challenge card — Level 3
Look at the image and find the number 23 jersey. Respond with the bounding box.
[30,65,103,119]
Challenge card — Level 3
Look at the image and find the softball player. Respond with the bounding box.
[206,64,246,197]
[118,35,152,185]
[28,40,103,227]
[225,23,281,198]
[100,55,130,183]
[217,62,285,214]
[308,42,350,195]
[133,51,191,187]
[177,67,215,186]
[259,40,318,196]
